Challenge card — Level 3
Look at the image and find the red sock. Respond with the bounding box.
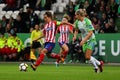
[51,53,61,63]
[51,53,60,59]
[35,53,45,66]
[62,51,68,58]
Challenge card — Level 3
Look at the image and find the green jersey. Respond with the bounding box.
[75,18,96,42]
[75,18,96,52]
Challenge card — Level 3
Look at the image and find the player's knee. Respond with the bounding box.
[85,56,90,60]
[65,47,69,52]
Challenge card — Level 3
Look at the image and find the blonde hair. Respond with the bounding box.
[75,9,86,16]
[63,14,70,20]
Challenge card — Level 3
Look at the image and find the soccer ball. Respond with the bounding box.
[19,63,28,71]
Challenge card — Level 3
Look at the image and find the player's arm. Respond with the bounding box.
[73,28,79,41]
[69,25,73,34]
[80,30,93,46]
[80,19,94,46]
[33,30,45,42]
[34,35,45,42]
[73,21,79,41]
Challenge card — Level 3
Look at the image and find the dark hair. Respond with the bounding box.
[44,11,53,19]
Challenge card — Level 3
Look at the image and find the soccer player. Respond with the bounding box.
[73,9,103,73]
[30,24,43,64]
[55,15,73,66]
[31,11,61,71]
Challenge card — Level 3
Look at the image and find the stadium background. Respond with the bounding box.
[0,0,120,63]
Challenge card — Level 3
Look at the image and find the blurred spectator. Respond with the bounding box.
[92,17,99,28]
[8,17,14,27]
[14,15,28,33]
[18,8,31,31]
[44,0,52,10]
[108,0,119,18]
[73,1,79,11]
[36,0,46,11]
[105,5,114,19]
[68,38,85,63]
[66,6,75,23]
[0,0,5,3]
[94,24,101,34]
[1,16,8,31]
[100,23,112,33]
[5,23,13,33]
[16,0,26,10]
[0,23,5,34]
[108,18,118,33]
[3,0,17,11]
[66,1,75,23]
[29,8,39,28]
[99,13,109,28]
[97,6,105,19]
[28,0,37,10]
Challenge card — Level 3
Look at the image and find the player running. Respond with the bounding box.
[30,11,62,71]
[55,15,73,66]
[73,9,103,73]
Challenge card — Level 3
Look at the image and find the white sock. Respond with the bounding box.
[92,57,100,66]
[89,56,98,69]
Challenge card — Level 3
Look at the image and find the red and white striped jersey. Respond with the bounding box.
[43,21,57,43]
[57,25,73,43]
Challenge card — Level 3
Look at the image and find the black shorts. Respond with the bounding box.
[31,41,41,49]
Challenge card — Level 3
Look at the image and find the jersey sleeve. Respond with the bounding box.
[86,18,94,31]
[69,25,73,32]
[74,20,79,29]
[56,21,61,26]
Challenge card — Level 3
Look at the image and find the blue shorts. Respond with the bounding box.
[44,42,55,54]
[59,42,65,47]
[59,42,69,48]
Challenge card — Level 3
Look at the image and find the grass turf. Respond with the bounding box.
[0,62,120,80]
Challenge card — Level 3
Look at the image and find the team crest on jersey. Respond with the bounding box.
[46,27,53,31]
[88,25,93,29]
[61,30,68,34]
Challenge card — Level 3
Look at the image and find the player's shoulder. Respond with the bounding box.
[84,17,92,25]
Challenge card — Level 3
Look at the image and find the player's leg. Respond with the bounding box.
[61,44,69,58]
[30,42,37,62]
[30,49,37,63]
[31,48,48,71]
[85,49,99,73]
[30,42,42,64]
[31,42,59,71]
[84,40,103,73]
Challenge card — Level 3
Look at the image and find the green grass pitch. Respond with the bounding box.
[0,62,120,80]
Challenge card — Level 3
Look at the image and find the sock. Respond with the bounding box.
[51,53,60,59]
[62,51,68,58]
[35,53,45,66]
[89,56,98,69]
[51,53,61,63]
[93,57,100,66]
[30,50,37,60]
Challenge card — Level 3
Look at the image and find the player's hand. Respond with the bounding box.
[80,40,85,46]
